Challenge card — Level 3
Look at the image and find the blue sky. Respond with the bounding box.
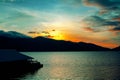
[0,0,120,48]
[0,0,96,31]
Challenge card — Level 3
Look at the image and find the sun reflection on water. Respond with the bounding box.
[19,52,120,80]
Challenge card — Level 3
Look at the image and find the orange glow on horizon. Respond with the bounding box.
[62,35,118,49]
[27,31,118,49]
[92,42,118,49]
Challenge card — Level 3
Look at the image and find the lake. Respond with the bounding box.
[17,51,120,80]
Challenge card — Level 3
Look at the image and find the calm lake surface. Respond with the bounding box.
[18,51,120,80]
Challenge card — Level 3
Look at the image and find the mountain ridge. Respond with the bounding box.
[0,30,118,51]
[113,46,120,51]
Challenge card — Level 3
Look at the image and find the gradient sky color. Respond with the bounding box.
[0,0,120,48]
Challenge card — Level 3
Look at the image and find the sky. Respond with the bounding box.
[0,0,120,48]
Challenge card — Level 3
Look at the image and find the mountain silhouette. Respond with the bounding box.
[0,30,111,51]
[0,30,30,38]
[113,46,120,51]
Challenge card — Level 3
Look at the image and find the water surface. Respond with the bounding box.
[18,51,120,80]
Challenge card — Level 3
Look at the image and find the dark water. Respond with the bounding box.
[17,51,120,80]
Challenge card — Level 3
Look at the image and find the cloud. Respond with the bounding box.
[83,0,120,11]
[46,35,54,38]
[108,26,120,32]
[81,15,120,34]
[112,27,120,32]
[61,0,120,13]
[81,16,106,31]
[83,27,98,32]
[82,16,106,27]
[108,28,120,36]
[42,31,49,34]
[82,27,91,32]
[104,21,120,26]
[112,27,120,31]
[28,31,39,34]
[113,17,120,21]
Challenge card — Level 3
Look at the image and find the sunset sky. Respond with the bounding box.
[0,0,120,48]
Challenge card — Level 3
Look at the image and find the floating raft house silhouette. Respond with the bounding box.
[0,50,33,62]
[0,49,43,73]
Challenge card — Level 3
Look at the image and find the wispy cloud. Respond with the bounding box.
[83,0,120,13]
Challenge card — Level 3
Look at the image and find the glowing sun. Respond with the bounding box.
[49,30,65,40]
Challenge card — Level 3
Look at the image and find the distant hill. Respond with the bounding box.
[0,30,30,38]
[0,30,111,51]
[113,46,120,51]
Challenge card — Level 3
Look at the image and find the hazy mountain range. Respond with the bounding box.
[0,30,119,51]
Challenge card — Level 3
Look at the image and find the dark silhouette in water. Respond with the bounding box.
[0,30,111,51]
[0,50,43,79]
[0,61,42,80]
